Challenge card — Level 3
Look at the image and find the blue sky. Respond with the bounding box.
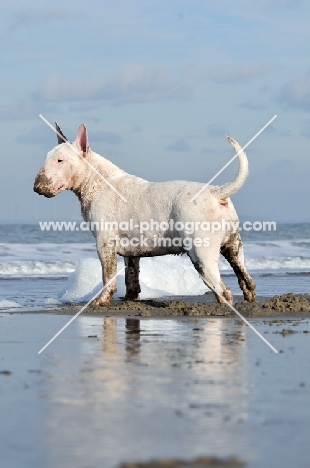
[1,0,310,222]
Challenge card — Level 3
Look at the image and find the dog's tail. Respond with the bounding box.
[210,136,249,199]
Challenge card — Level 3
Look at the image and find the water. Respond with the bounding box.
[1,224,310,467]
[0,223,309,311]
[1,314,309,467]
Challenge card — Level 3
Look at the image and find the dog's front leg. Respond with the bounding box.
[92,240,117,306]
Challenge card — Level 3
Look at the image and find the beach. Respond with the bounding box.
[1,311,310,467]
[2,0,310,464]
[1,223,310,312]
[0,223,310,467]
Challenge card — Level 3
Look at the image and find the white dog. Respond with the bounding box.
[34,123,255,305]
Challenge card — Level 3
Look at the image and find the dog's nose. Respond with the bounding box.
[33,172,46,194]
[33,183,42,194]
[33,175,42,194]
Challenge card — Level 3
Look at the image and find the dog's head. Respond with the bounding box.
[33,123,91,197]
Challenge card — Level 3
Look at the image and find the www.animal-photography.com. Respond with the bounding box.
[1,2,310,468]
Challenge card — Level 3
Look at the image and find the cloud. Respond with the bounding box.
[240,99,268,110]
[206,123,229,138]
[164,138,190,152]
[209,63,271,84]
[68,102,106,113]
[300,120,310,137]
[131,126,142,133]
[11,7,71,28]
[280,128,294,137]
[16,123,124,146]
[264,0,304,10]
[33,66,193,106]
[240,85,272,110]
[0,99,58,121]
[200,147,218,155]
[276,71,310,111]
[0,64,194,121]
[89,130,124,145]
[16,124,56,145]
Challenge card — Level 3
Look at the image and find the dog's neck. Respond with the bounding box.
[71,150,127,215]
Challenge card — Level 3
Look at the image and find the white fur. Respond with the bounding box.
[34,124,255,305]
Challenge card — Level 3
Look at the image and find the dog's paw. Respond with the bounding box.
[222,289,233,304]
[91,292,113,307]
[244,290,256,303]
[124,293,141,301]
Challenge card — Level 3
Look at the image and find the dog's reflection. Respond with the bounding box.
[103,317,141,359]
[103,318,118,355]
[125,319,141,358]
[102,317,245,363]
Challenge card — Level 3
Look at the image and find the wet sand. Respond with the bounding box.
[1,293,310,467]
[43,292,310,318]
[118,457,245,467]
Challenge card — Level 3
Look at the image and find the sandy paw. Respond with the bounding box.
[92,294,112,306]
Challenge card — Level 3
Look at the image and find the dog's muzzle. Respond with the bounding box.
[33,173,54,197]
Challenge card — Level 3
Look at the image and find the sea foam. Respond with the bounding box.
[0,299,22,310]
[1,239,310,277]
[58,256,207,303]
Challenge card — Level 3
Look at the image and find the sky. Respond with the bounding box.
[0,0,310,222]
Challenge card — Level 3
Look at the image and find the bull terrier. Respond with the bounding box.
[34,123,256,305]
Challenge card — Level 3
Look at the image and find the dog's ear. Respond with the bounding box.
[75,124,90,155]
[55,122,68,144]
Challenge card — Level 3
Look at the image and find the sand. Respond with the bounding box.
[41,292,310,318]
[1,292,310,467]
[118,457,245,467]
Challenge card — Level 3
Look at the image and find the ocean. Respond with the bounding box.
[0,223,309,311]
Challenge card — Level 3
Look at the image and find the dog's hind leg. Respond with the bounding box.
[221,232,256,302]
[124,256,141,301]
[188,244,233,304]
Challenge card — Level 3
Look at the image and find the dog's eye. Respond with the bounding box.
[58,159,63,163]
